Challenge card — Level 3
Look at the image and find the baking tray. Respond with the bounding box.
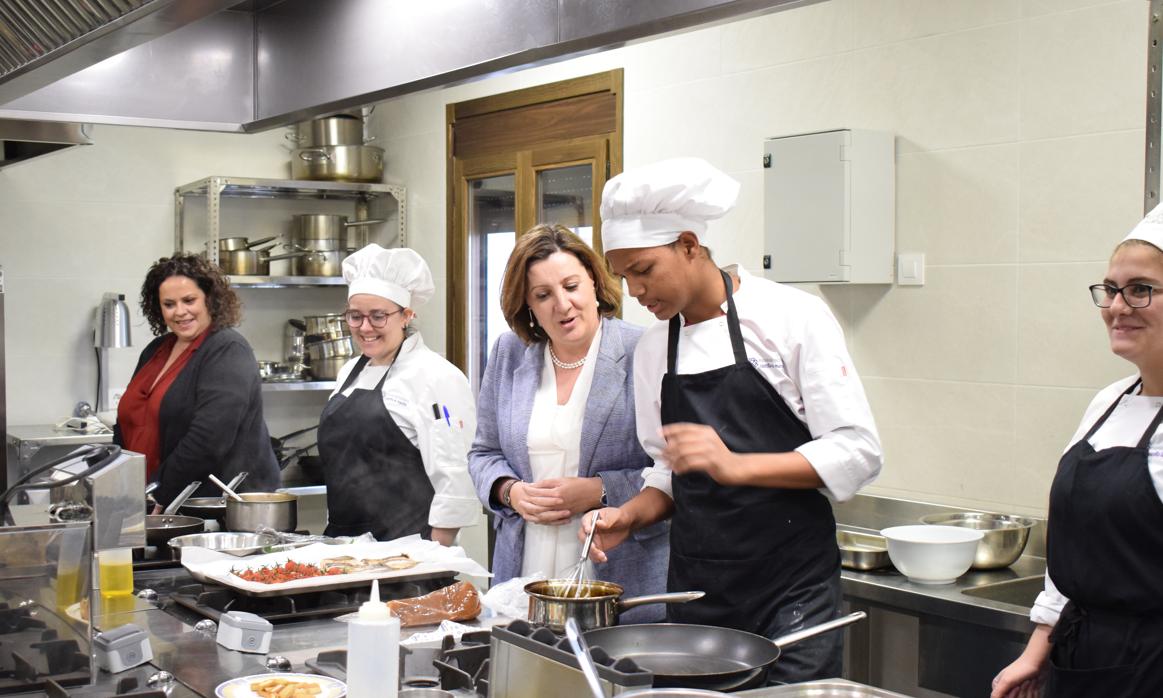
[837,530,892,571]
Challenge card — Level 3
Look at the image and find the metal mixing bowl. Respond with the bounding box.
[167,531,279,556]
[837,530,892,571]
[919,512,1036,570]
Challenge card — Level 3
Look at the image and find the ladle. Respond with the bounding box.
[209,473,245,502]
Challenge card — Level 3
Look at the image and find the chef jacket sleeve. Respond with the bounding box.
[632,327,675,499]
[789,306,883,502]
[385,362,480,529]
[1030,573,1068,626]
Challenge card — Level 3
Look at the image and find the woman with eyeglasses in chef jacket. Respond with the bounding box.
[991,206,1163,698]
[317,244,478,545]
[582,158,883,684]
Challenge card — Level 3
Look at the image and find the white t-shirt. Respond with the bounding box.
[331,333,480,529]
[1030,374,1163,627]
[632,265,883,502]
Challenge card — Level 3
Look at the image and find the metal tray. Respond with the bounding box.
[758,680,912,696]
[837,530,892,571]
[207,563,457,597]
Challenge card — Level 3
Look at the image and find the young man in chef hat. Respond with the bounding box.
[584,157,883,683]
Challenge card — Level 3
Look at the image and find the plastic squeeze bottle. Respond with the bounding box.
[346,579,400,698]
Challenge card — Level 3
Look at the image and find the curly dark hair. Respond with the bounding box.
[139,254,241,336]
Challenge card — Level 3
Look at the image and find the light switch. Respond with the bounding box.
[897,253,925,286]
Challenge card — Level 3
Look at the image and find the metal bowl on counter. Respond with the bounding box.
[168,531,279,557]
[837,530,892,571]
[919,512,1036,570]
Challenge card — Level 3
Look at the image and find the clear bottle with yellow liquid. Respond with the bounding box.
[97,548,134,598]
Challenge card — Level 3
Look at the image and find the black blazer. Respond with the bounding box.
[115,327,280,507]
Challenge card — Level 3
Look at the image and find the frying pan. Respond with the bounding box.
[582,611,866,691]
[145,480,205,546]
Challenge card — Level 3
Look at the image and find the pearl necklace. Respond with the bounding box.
[549,345,586,370]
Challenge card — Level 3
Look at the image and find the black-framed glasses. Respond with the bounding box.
[1089,283,1156,309]
[343,308,403,328]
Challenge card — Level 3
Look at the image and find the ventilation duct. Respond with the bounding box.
[0,117,91,170]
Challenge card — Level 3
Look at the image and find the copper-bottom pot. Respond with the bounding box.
[524,579,704,633]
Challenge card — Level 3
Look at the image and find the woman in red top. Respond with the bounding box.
[115,255,280,510]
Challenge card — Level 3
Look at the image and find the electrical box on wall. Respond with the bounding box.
[763,129,895,284]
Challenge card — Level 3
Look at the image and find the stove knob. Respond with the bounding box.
[147,670,175,688]
[136,588,159,602]
[194,619,218,633]
[266,655,292,671]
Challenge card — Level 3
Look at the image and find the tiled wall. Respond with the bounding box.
[0,125,335,437]
[369,0,1149,516]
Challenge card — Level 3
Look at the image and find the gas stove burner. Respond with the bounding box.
[43,675,167,697]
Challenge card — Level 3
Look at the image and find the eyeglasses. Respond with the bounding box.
[343,309,403,328]
[1089,283,1157,309]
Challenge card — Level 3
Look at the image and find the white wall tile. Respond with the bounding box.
[851,0,1019,48]
[1011,385,1102,511]
[850,265,1019,383]
[720,0,854,72]
[896,144,1020,265]
[1019,1,1147,139]
[1022,0,1132,20]
[849,23,1022,153]
[1015,261,1131,388]
[1018,131,1145,263]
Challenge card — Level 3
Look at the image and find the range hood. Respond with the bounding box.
[0,0,818,134]
[0,118,91,170]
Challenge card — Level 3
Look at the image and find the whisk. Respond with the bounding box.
[559,510,601,598]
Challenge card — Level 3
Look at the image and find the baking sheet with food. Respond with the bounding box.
[181,536,490,597]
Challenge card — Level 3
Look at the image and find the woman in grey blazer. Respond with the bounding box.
[469,224,668,622]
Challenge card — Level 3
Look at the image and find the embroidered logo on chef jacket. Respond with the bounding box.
[748,357,781,370]
[382,392,410,408]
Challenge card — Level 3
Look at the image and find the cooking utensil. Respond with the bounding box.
[285,320,307,363]
[837,530,892,571]
[564,618,605,698]
[524,579,705,633]
[919,512,1036,570]
[168,531,279,557]
[583,612,867,691]
[306,335,358,361]
[145,514,205,547]
[209,473,244,502]
[217,235,277,252]
[220,247,305,276]
[303,313,350,339]
[292,213,384,254]
[225,492,298,533]
[291,248,345,277]
[162,480,202,515]
[560,511,600,597]
[880,525,983,584]
[178,472,248,522]
[291,144,384,182]
[288,116,366,147]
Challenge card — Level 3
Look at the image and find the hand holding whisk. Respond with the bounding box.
[560,510,601,598]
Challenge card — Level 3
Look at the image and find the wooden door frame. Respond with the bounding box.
[446,69,623,371]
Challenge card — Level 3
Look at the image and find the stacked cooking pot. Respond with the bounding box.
[288,213,382,277]
[289,112,384,183]
[301,314,358,381]
[217,235,304,276]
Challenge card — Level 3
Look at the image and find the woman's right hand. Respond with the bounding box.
[580,506,632,562]
[509,480,572,525]
[991,624,1052,698]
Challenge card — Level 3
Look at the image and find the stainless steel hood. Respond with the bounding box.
[0,0,819,133]
[0,117,91,169]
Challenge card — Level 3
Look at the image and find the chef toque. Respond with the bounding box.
[600,157,740,252]
[1123,202,1163,251]
[343,244,435,308]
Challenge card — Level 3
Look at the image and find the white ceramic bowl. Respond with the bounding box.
[880,525,984,585]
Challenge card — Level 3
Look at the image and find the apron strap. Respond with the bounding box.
[337,355,371,393]
[1136,387,1163,449]
[666,269,748,374]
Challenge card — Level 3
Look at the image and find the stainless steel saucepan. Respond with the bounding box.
[524,579,704,633]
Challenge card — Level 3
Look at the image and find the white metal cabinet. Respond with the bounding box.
[763,129,894,284]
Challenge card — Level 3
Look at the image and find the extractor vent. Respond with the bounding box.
[0,0,153,79]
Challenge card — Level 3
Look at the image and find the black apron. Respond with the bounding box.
[318,355,435,541]
[1044,380,1163,697]
[663,270,843,684]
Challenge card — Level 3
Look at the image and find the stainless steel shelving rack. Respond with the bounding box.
[174,176,407,391]
[174,176,406,288]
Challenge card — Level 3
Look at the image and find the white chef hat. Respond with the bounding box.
[1123,202,1163,251]
[600,157,740,252]
[342,244,435,308]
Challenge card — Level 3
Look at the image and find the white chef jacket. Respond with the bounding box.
[330,333,480,529]
[634,264,882,502]
[1030,374,1163,627]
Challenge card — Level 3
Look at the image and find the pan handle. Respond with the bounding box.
[617,591,705,611]
[771,611,867,650]
[162,480,202,516]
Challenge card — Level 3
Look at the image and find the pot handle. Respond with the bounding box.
[770,611,867,650]
[298,149,332,162]
[617,590,705,611]
[343,218,385,228]
[265,251,308,262]
[163,480,202,516]
[244,235,278,249]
